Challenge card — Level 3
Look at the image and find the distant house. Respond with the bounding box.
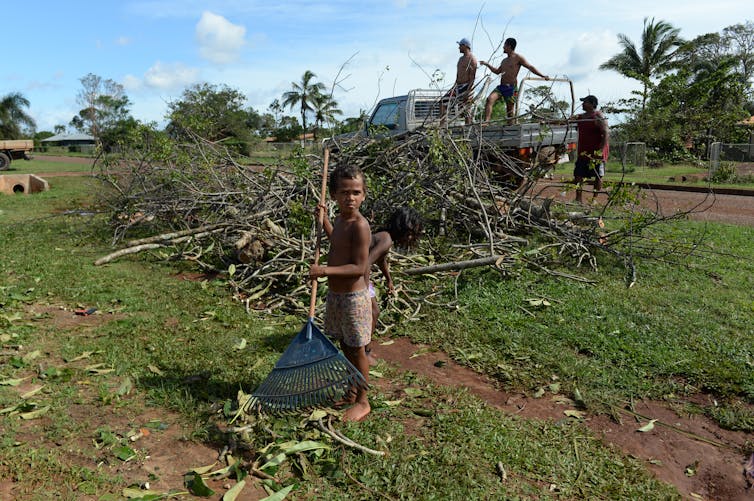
[40,133,96,147]
[40,133,96,153]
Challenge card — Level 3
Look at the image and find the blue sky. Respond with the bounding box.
[4,1,751,132]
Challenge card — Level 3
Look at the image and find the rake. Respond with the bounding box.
[249,148,367,413]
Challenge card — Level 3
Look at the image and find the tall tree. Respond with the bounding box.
[0,92,36,138]
[311,91,342,138]
[70,73,133,147]
[722,21,754,91]
[166,83,254,154]
[599,18,683,110]
[281,70,326,141]
[268,99,283,127]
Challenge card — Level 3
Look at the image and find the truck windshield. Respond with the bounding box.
[370,102,399,129]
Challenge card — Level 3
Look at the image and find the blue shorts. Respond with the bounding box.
[493,84,517,103]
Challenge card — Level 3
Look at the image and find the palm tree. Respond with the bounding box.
[311,91,342,138]
[281,70,326,142]
[599,18,683,110]
[0,92,36,138]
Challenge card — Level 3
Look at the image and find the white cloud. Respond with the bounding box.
[195,11,246,64]
[563,30,619,80]
[116,36,132,46]
[128,61,201,90]
[122,74,143,91]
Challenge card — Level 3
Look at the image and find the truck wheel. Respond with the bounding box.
[0,152,11,170]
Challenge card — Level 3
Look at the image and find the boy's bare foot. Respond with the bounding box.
[343,401,371,422]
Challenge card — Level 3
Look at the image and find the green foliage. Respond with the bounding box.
[0,92,36,138]
[70,73,133,151]
[710,162,738,183]
[166,82,254,154]
[599,17,684,108]
[282,70,327,138]
[612,22,752,160]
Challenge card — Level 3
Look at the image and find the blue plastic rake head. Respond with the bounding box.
[249,318,367,413]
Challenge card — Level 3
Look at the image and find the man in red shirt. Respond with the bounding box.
[571,95,609,203]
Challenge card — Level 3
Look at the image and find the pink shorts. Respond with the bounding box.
[325,288,372,348]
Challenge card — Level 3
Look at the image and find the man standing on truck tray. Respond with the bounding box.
[440,37,477,126]
[570,95,609,204]
[480,38,549,124]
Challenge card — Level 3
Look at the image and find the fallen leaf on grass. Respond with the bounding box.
[259,484,294,501]
[20,405,50,420]
[379,340,395,346]
[147,365,164,376]
[113,445,137,462]
[223,479,246,501]
[409,347,433,358]
[525,298,551,307]
[564,409,586,419]
[551,395,574,406]
[184,471,215,497]
[0,377,30,386]
[65,350,100,362]
[20,386,44,399]
[117,378,133,396]
[368,370,383,378]
[637,419,657,433]
[233,338,247,351]
[532,387,545,398]
[22,350,42,363]
[404,388,423,397]
[383,399,404,407]
[190,462,218,475]
[87,365,115,376]
[122,487,176,499]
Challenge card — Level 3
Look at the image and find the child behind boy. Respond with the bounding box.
[310,165,372,422]
[365,207,423,363]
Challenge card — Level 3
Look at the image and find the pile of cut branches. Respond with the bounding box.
[91,125,708,323]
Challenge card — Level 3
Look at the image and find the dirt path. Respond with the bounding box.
[372,337,753,501]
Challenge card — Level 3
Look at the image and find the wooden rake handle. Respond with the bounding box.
[309,147,330,318]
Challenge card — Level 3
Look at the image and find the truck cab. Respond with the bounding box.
[365,89,466,135]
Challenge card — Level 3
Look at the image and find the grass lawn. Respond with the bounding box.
[552,161,754,190]
[1,158,752,499]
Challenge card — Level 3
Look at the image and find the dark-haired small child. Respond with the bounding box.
[364,207,423,363]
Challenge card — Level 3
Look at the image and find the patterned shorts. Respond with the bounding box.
[325,288,372,348]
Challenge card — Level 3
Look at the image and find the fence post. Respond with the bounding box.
[708,141,721,175]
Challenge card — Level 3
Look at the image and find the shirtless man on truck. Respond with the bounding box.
[480,38,549,123]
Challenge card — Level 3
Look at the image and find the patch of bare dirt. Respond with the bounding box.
[370,337,753,501]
